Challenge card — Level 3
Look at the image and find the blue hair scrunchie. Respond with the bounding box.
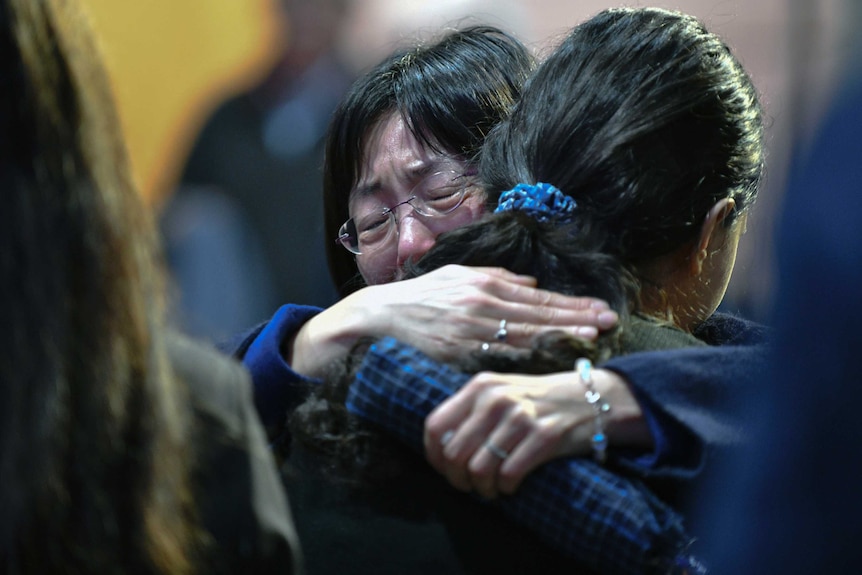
[494,182,577,224]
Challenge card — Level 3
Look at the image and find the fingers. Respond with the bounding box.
[424,373,548,499]
[428,396,566,500]
[467,407,532,499]
[481,317,613,348]
[497,298,619,332]
[497,422,578,495]
[466,266,539,287]
[425,370,603,499]
[461,267,620,340]
[445,265,613,319]
[380,265,619,362]
[425,378,506,492]
[424,382,483,481]
[483,268,610,312]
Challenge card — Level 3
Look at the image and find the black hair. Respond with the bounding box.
[292,7,764,485]
[481,7,764,271]
[292,211,633,486]
[323,25,533,296]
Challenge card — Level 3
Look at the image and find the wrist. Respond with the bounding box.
[290,292,373,377]
[592,368,654,451]
[575,358,610,463]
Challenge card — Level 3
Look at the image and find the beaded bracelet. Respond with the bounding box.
[576,358,610,464]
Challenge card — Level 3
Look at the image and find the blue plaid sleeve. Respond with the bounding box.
[346,337,704,575]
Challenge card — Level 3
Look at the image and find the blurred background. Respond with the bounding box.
[79,0,859,341]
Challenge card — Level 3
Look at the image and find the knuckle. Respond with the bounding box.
[508,406,536,431]
[517,322,540,338]
[534,289,554,307]
[483,391,515,417]
[464,271,496,294]
[533,422,562,445]
[539,305,567,324]
[468,458,493,479]
[468,372,498,391]
[425,405,456,432]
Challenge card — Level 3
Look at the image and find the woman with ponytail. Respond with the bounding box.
[283,7,765,574]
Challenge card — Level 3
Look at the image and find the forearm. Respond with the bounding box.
[233,293,395,434]
[232,304,324,431]
[347,337,699,574]
[604,338,768,478]
[289,290,381,377]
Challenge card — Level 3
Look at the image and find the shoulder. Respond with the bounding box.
[218,322,270,360]
[621,315,708,354]
[166,331,252,438]
[218,303,325,359]
[694,312,770,346]
[166,331,304,573]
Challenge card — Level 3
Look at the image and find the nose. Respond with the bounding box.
[394,209,437,269]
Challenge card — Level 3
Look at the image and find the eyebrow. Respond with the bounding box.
[351,180,382,200]
[350,161,442,200]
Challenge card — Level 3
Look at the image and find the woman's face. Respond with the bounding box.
[349,111,487,285]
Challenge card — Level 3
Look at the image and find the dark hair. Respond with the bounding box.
[323,25,533,296]
[0,0,197,572]
[407,211,633,359]
[481,7,764,270]
[289,329,605,485]
[291,8,764,481]
[293,214,631,485]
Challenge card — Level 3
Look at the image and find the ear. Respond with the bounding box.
[689,198,736,276]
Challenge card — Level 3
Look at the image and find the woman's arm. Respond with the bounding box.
[346,337,703,575]
[424,368,652,498]
[290,264,617,377]
[224,264,617,435]
[424,313,768,494]
[604,318,768,478]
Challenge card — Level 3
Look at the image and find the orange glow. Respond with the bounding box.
[80,0,285,206]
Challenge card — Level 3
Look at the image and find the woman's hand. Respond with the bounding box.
[289,264,617,377]
[424,367,653,499]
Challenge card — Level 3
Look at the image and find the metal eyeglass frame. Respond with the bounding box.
[335,169,472,255]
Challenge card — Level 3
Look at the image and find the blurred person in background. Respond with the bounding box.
[163,0,352,340]
[0,0,302,572]
[163,0,531,342]
[696,25,862,572]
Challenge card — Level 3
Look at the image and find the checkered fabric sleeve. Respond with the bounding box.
[345,337,704,575]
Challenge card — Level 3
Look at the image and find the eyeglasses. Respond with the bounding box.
[335,169,473,255]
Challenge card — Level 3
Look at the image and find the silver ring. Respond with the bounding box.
[484,440,509,460]
[441,430,455,446]
[494,319,508,342]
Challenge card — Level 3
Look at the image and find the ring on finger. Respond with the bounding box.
[484,440,509,460]
[441,430,455,446]
[494,319,508,342]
